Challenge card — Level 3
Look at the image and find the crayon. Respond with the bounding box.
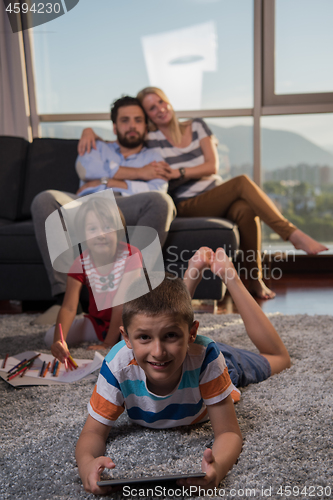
[7,358,33,378]
[67,356,74,369]
[51,358,56,373]
[7,358,27,374]
[20,366,29,378]
[40,361,46,377]
[6,356,39,381]
[68,355,78,369]
[59,324,69,371]
[2,354,9,369]
[9,353,41,376]
[53,360,59,376]
[43,361,51,378]
[7,364,31,381]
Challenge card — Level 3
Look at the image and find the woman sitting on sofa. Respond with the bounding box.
[78,87,327,300]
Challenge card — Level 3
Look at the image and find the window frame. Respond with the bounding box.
[262,0,333,110]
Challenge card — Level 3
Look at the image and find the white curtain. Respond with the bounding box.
[0,6,31,140]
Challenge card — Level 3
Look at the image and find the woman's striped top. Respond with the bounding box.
[146,118,222,204]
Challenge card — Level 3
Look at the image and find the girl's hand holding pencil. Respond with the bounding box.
[51,338,70,364]
[51,324,79,371]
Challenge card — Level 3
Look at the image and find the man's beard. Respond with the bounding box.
[117,129,145,149]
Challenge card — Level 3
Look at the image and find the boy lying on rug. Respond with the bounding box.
[75,248,291,495]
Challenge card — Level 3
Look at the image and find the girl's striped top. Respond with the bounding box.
[88,335,235,429]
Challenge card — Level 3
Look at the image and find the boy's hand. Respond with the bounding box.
[51,339,70,364]
[200,448,219,488]
[210,247,238,284]
[82,456,115,495]
[178,449,219,491]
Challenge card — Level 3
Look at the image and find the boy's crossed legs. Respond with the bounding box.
[184,247,290,381]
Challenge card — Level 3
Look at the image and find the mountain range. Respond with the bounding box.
[209,124,333,170]
[42,122,333,170]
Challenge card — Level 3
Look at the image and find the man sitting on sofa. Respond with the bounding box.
[31,95,176,325]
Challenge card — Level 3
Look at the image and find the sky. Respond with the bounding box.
[31,0,333,151]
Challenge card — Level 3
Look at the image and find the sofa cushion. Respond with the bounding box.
[0,136,29,221]
[163,217,239,301]
[20,138,80,219]
[164,217,239,263]
[0,219,42,263]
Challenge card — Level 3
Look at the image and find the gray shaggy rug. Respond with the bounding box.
[0,313,332,500]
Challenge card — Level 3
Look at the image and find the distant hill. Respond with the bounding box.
[41,122,333,170]
[40,123,114,141]
[209,124,333,170]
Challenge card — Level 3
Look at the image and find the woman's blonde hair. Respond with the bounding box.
[136,87,188,146]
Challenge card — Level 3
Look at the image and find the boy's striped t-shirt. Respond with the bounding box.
[88,335,235,429]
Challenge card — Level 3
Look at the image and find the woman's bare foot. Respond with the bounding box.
[289,229,328,255]
[248,278,276,300]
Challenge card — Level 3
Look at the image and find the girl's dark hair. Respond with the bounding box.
[122,273,194,331]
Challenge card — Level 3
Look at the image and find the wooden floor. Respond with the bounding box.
[195,273,333,316]
[0,273,332,316]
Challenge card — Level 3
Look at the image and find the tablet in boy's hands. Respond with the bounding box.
[97,472,206,487]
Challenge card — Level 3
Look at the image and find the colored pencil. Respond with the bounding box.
[68,355,78,369]
[53,360,59,376]
[43,361,51,378]
[51,358,56,372]
[2,354,9,368]
[8,364,31,381]
[6,355,40,381]
[55,361,61,377]
[59,324,69,371]
[7,358,27,374]
[6,355,40,379]
[40,361,46,377]
[20,366,29,378]
[66,358,73,371]
[10,353,41,374]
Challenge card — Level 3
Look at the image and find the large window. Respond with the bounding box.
[275,0,333,95]
[40,121,115,140]
[32,0,253,114]
[206,117,254,180]
[262,114,333,248]
[22,0,333,251]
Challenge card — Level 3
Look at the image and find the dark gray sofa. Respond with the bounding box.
[0,136,239,303]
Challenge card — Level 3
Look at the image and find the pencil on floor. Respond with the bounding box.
[53,360,59,376]
[51,358,56,372]
[40,361,46,377]
[8,364,31,381]
[43,362,51,378]
[8,358,27,374]
[55,361,61,377]
[20,366,29,378]
[2,354,9,368]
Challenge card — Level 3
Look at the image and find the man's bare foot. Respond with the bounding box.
[248,279,276,300]
[289,229,328,255]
